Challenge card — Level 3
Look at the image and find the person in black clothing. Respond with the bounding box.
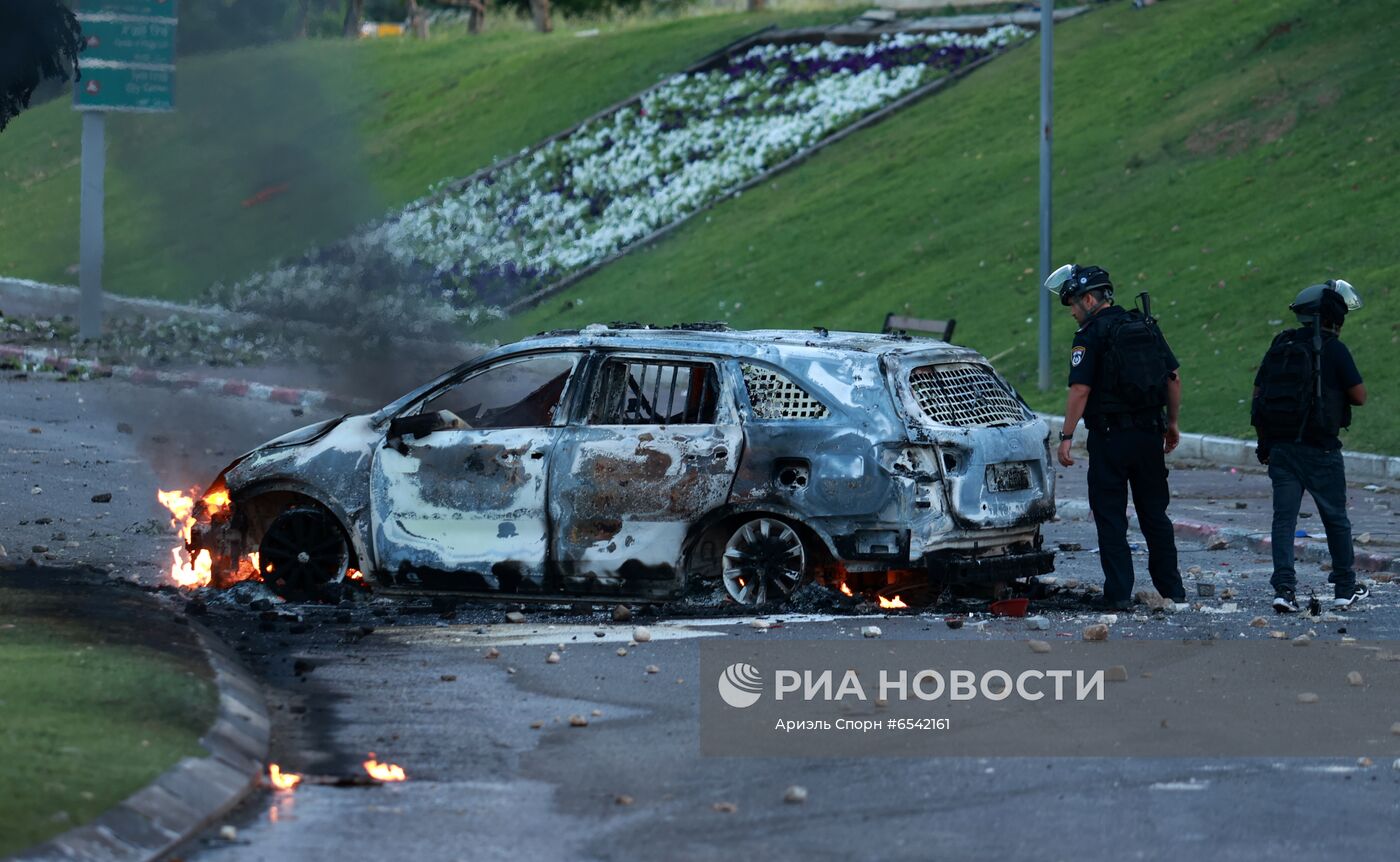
[1045,264,1185,610]
[1252,280,1368,613]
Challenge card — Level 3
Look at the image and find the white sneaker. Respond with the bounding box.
[1332,584,1370,609]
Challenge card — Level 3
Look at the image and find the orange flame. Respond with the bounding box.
[346,568,363,582]
[363,755,406,782]
[839,583,854,597]
[878,595,908,609]
[157,487,261,589]
[268,763,302,791]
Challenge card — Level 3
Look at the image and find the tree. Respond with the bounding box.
[343,0,365,37]
[529,0,552,34]
[0,0,83,133]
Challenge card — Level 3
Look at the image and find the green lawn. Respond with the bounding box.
[0,11,841,301]
[486,0,1400,453]
[0,573,216,857]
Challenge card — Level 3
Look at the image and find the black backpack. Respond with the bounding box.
[1099,310,1172,413]
[1252,329,1342,441]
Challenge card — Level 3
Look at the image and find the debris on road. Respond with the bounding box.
[505,611,526,624]
[90,492,112,503]
[1026,615,1049,630]
[1207,539,1229,551]
[1028,640,1052,654]
[568,714,589,727]
[1082,624,1109,641]
[612,605,633,622]
[712,802,738,814]
[1297,692,1320,704]
[219,825,238,841]
[485,647,500,659]
[546,651,561,663]
[645,665,659,674]
[632,626,652,643]
[440,674,457,682]
[616,647,628,656]
[1105,665,1129,682]
[1347,671,1364,686]
[615,794,635,805]
[862,625,882,638]
[784,785,808,804]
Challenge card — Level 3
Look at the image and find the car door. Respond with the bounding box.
[370,352,582,592]
[549,353,743,596]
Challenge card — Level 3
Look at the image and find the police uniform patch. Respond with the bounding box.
[1071,346,1086,367]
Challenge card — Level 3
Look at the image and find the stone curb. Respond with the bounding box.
[1040,413,1400,484]
[0,277,252,325]
[11,618,271,862]
[0,344,371,413]
[1056,498,1400,576]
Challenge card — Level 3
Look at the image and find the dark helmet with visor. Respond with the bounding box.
[1290,279,1362,326]
[1044,264,1114,306]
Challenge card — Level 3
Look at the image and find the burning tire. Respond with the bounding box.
[721,517,808,606]
[259,506,349,600]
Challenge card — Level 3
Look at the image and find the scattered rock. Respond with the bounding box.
[30,486,41,495]
[1026,616,1050,631]
[1196,582,1215,597]
[250,598,273,612]
[1234,501,1248,509]
[1082,624,1109,641]
[117,422,133,434]
[35,517,51,525]
[1347,671,1364,687]
[1356,532,1372,545]
[945,617,964,630]
[645,665,659,674]
[568,714,588,727]
[90,492,112,503]
[1207,539,1229,551]
[594,629,607,638]
[861,626,882,638]
[505,611,526,624]
[1390,722,1400,736]
[484,647,500,659]
[546,651,561,664]
[1357,757,1374,768]
[612,604,632,622]
[615,794,634,806]
[750,619,772,630]
[1098,614,1118,625]
[30,544,47,554]
[1186,565,1202,576]
[219,825,237,841]
[632,626,652,643]
[440,674,457,682]
[1249,616,1269,628]
[1105,665,1129,682]
[0,544,6,558]
[530,720,545,729]
[783,785,808,804]
[591,709,603,717]
[1058,542,1082,552]
[1292,635,1311,646]
[1297,692,1320,704]
[712,801,738,814]
[1028,640,1052,654]
[1134,589,1167,610]
[616,647,628,657]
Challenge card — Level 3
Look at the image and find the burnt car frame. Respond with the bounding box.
[191,325,1056,605]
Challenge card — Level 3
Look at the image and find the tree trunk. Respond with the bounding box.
[467,0,486,35]
[529,0,552,34]
[297,0,311,38]
[406,0,429,38]
[747,0,766,11]
[342,0,364,38]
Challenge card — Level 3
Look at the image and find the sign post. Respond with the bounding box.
[73,0,177,340]
[1037,0,1053,392]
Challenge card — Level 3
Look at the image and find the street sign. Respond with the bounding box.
[79,17,176,67]
[75,66,175,112]
[74,0,178,19]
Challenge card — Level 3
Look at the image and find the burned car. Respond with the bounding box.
[190,324,1055,605]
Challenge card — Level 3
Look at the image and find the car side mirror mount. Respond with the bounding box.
[388,411,460,443]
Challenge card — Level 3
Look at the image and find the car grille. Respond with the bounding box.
[908,363,1029,428]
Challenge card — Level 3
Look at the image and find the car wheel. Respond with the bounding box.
[721,517,807,606]
[259,506,349,600]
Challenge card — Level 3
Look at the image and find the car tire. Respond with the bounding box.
[259,506,349,601]
[721,517,808,606]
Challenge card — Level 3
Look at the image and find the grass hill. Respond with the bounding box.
[483,0,1400,453]
[0,11,840,301]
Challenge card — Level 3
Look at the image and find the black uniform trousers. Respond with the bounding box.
[1085,426,1184,603]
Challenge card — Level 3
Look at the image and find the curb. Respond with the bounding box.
[1056,499,1400,576]
[1040,413,1400,485]
[12,617,271,862]
[0,277,252,325]
[0,344,370,413]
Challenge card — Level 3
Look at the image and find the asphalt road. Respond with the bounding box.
[4,373,1399,861]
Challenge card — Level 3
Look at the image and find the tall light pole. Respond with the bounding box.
[1037,1,1053,391]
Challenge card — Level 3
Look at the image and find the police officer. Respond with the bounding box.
[1252,280,1367,613]
[1045,264,1185,610]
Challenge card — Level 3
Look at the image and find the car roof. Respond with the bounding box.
[510,324,979,363]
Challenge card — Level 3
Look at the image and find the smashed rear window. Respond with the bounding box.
[741,363,829,420]
[908,363,1029,428]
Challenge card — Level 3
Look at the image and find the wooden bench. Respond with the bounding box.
[882,313,956,343]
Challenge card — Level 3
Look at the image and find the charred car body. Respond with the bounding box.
[191,325,1056,605]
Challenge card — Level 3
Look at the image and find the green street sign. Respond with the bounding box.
[75,0,178,18]
[74,65,174,112]
[80,18,175,66]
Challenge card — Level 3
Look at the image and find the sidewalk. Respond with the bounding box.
[1055,457,1400,576]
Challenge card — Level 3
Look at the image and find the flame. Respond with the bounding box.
[363,755,406,782]
[878,595,908,609]
[839,583,854,597]
[157,487,261,589]
[268,763,302,791]
[346,568,363,582]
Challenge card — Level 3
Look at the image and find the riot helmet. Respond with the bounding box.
[1290,279,1362,326]
[1045,264,1114,306]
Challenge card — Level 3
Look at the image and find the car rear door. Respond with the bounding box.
[549,353,742,596]
[369,352,583,592]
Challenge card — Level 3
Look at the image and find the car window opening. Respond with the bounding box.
[589,361,718,425]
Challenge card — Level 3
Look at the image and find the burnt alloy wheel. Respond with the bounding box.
[721,517,808,606]
[259,506,349,601]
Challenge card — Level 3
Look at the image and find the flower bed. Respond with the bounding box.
[219,27,1028,327]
